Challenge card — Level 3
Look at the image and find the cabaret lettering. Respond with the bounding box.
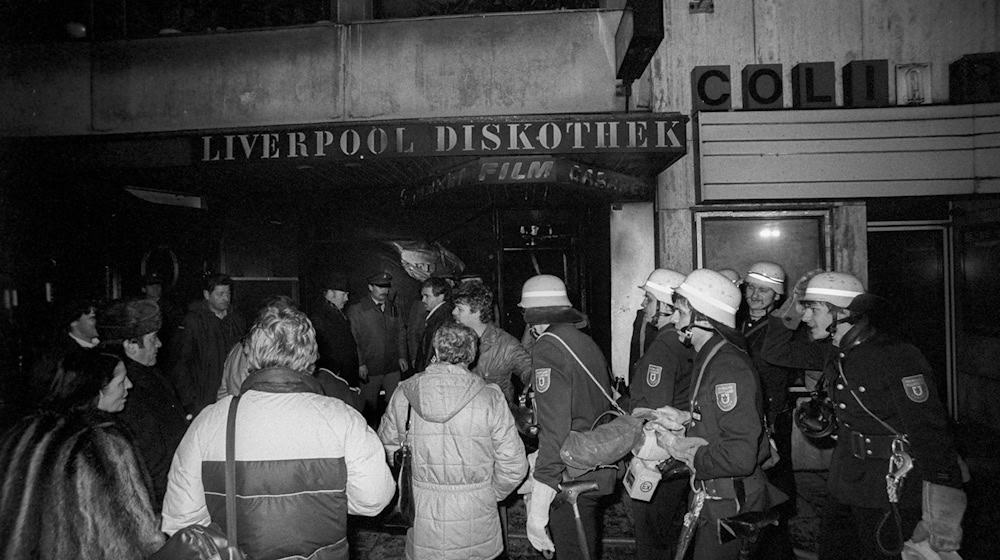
[568,165,647,196]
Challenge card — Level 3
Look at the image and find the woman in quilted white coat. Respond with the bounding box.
[379,323,528,560]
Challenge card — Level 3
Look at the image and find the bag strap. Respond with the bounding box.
[688,340,726,415]
[225,396,240,553]
[537,331,625,416]
[402,404,412,446]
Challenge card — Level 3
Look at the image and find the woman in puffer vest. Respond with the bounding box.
[379,323,528,560]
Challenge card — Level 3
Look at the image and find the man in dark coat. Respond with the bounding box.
[347,271,408,423]
[171,273,246,416]
[412,276,452,375]
[310,272,360,386]
[99,298,189,510]
[29,299,101,404]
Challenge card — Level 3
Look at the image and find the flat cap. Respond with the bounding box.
[367,271,392,287]
[143,272,164,286]
[320,272,350,292]
[99,298,162,341]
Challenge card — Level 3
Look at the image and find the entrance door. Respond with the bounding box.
[867,224,955,415]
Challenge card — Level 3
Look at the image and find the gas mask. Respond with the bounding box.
[794,391,838,439]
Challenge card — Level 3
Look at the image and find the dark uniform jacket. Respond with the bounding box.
[741,314,798,426]
[347,297,408,378]
[311,300,360,385]
[687,334,770,488]
[628,310,658,379]
[530,323,617,494]
[629,325,694,412]
[117,358,189,510]
[171,301,246,416]
[412,302,454,375]
[761,316,963,509]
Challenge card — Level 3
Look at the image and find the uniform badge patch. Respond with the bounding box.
[647,364,663,387]
[535,368,551,393]
[715,383,737,412]
[902,374,929,403]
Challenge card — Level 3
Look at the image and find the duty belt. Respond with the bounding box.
[696,469,766,503]
[846,430,908,460]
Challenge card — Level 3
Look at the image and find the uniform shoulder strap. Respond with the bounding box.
[537,331,625,415]
[688,340,726,414]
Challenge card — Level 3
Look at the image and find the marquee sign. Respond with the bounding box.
[195,114,686,163]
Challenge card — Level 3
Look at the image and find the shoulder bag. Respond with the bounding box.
[152,397,247,560]
[384,404,416,529]
[536,332,645,479]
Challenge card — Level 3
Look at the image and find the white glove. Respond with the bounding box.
[632,405,691,432]
[526,479,557,555]
[634,425,671,462]
[901,539,961,560]
[516,451,538,495]
[660,435,709,468]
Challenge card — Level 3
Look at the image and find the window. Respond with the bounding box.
[694,208,833,284]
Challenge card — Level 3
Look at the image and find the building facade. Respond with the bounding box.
[1,0,998,431]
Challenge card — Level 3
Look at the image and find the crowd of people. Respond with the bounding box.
[0,263,967,560]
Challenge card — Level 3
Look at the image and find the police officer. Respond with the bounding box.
[628,268,694,560]
[761,271,965,560]
[740,261,794,424]
[519,274,616,560]
[657,269,772,560]
[740,261,797,560]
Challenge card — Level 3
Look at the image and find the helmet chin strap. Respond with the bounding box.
[679,326,694,347]
[678,319,713,347]
[650,301,674,324]
[825,304,856,339]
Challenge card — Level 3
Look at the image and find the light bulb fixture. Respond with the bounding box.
[758,226,781,239]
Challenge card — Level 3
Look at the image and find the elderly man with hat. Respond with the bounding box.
[761,271,965,560]
[141,272,164,303]
[311,272,360,387]
[519,274,617,560]
[348,271,409,424]
[99,297,189,510]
